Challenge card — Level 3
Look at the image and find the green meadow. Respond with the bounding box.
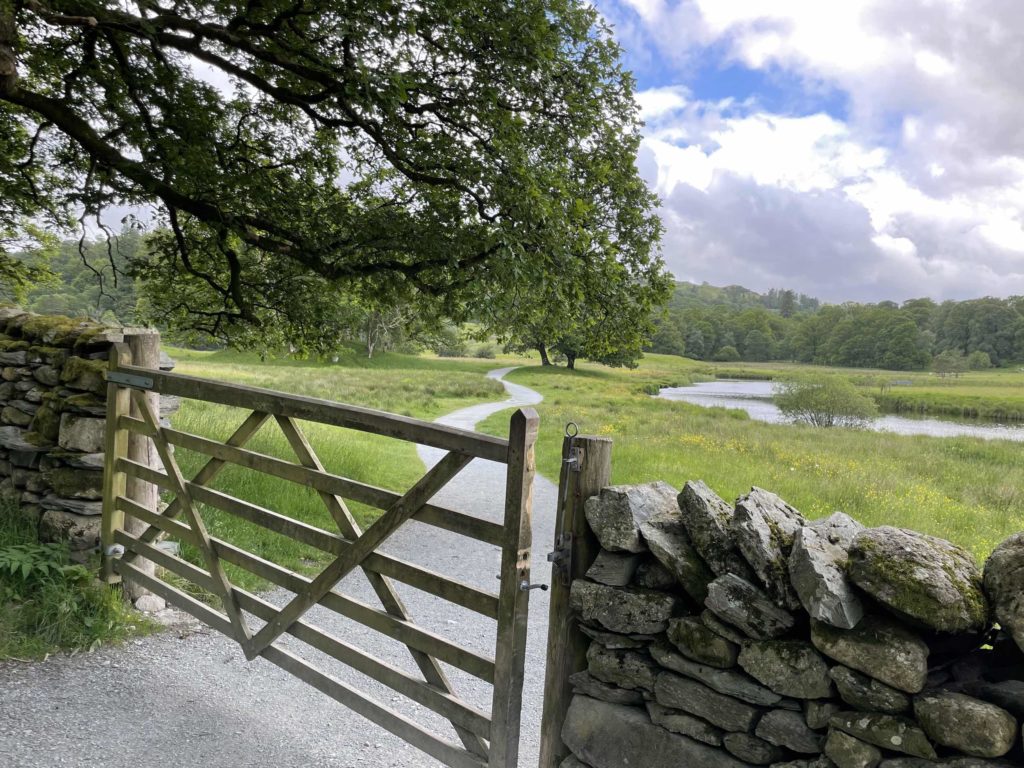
[162,347,1024,589]
[478,355,1024,561]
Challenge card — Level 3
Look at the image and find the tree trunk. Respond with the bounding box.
[537,343,551,366]
[565,351,577,370]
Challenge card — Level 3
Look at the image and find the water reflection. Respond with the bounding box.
[657,380,1024,442]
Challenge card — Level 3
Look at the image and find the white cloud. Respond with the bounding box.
[610,0,1024,300]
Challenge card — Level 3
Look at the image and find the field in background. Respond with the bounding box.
[477,354,1024,560]
[165,347,524,591]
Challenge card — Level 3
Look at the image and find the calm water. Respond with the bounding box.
[657,379,1024,442]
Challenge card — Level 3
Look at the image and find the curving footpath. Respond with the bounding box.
[0,368,557,768]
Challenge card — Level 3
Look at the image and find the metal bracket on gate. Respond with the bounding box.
[547,531,573,586]
[106,371,155,390]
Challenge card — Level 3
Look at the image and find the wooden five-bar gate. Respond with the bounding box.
[100,342,539,768]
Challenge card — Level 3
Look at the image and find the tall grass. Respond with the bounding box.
[478,356,1024,560]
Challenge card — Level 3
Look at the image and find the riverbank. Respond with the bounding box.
[478,355,1024,560]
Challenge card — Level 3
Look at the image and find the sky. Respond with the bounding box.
[596,0,1024,302]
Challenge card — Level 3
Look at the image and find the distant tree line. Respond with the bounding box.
[649,283,1024,371]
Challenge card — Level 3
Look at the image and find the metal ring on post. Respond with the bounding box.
[564,422,579,438]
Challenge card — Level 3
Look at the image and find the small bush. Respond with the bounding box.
[473,344,496,359]
[774,375,878,428]
[713,345,740,362]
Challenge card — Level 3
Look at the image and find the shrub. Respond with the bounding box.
[967,350,993,370]
[773,375,878,428]
[713,345,740,362]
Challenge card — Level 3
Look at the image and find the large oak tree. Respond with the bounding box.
[0,0,666,347]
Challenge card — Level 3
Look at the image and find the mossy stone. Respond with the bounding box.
[60,356,107,395]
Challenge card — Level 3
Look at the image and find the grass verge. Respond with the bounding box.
[0,502,141,660]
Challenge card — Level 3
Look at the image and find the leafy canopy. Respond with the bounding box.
[0,0,665,347]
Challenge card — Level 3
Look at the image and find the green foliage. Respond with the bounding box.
[934,349,968,378]
[967,350,993,370]
[774,375,879,428]
[0,509,136,659]
[713,345,740,362]
[1,0,664,355]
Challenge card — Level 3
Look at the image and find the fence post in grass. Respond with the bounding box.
[537,431,612,768]
[123,329,162,602]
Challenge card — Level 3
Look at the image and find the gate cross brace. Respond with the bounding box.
[121,409,270,566]
[129,389,253,645]
[241,448,474,658]
[273,415,489,758]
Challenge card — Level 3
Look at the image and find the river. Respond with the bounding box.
[657,379,1024,442]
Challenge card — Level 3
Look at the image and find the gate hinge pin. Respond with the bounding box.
[563,446,583,472]
[547,532,574,586]
[519,579,548,592]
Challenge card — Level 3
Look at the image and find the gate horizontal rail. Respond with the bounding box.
[101,348,538,768]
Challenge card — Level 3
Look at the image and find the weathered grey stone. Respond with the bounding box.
[561,696,749,768]
[633,558,676,589]
[805,699,842,730]
[701,608,747,644]
[829,712,936,759]
[39,509,100,552]
[645,702,723,746]
[829,666,910,714]
[639,511,714,604]
[59,356,106,395]
[723,733,785,765]
[848,526,988,634]
[584,481,678,553]
[134,594,166,612]
[655,671,763,732]
[41,466,103,500]
[587,643,659,691]
[52,451,104,470]
[569,670,645,706]
[958,679,1024,719]
[825,729,882,768]
[810,616,928,694]
[983,533,1024,655]
[570,579,680,634]
[756,709,823,753]
[705,574,796,639]
[1,405,31,427]
[731,487,805,610]
[880,760,1017,768]
[586,550,641,586]
[558,756,590,768]
[32,365,60,386]
[677,480,755,580]
[57,413,105,453]
[790,516,865,629]
[0,425,46,452]
[739,640,833,699]
[0,350,27,365]
[667,616,738,668]
[39,494,102,516]
[10,449,42,469]
[649,641,783,706]
[913,692,1017,758]
[578,625,651,650]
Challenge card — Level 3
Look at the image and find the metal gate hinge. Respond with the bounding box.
[104,544,125,558]
[106,371,155,390]
[547,531,573,586]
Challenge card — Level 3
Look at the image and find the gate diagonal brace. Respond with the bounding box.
[273,415,489,758]
[242,450,474,661]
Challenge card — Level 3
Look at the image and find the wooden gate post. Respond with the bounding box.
[537,432,612,768]
[100,342,131,584]
[124,329,162,601]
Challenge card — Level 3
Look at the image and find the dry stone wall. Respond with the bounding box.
[560,479,1024,768]
[0,308,170,562]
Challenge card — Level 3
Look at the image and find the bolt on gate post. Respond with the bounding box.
[538,432,612,768]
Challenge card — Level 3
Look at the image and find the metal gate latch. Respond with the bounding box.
[547,532,573,586]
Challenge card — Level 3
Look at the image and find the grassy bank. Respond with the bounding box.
[478,355,1024,560]
[165,348,520,592]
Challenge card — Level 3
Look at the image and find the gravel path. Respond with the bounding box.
[0,368,558,768]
